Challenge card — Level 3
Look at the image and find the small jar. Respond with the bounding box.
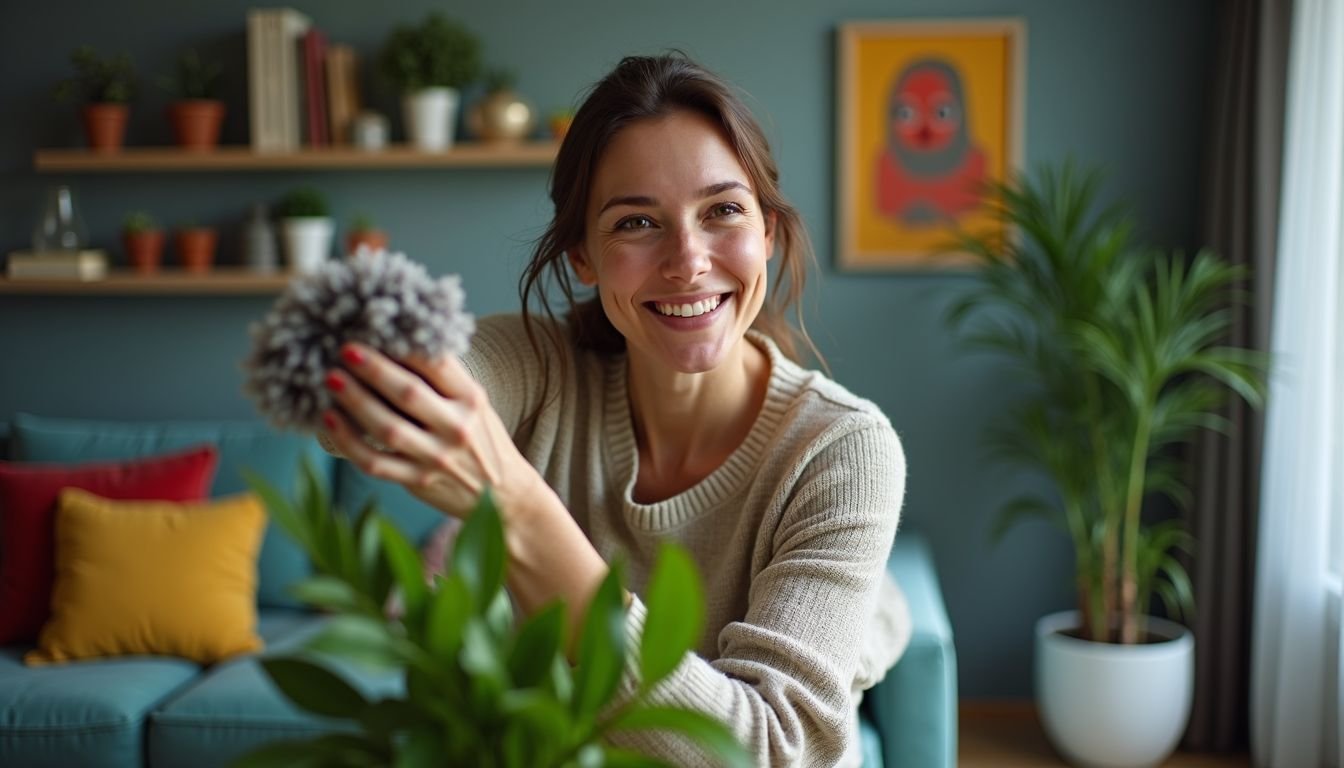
[352,111,389,151]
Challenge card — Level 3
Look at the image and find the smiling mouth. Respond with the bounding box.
[647,293,730,318]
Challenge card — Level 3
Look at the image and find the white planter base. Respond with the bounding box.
[1036,611,1194,768]
[403,87,459,152]
[281,218,333,274]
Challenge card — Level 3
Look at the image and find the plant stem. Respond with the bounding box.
[1120,405,1153,644]
[1083,373,1116,642]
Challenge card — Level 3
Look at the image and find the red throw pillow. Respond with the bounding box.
[0,445,219,645]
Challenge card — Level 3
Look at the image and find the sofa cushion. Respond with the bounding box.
[149,609,402,768]
[28,490,266,666]
[0,645,198,768]
[0,444,218,645]
[11,413,335,609]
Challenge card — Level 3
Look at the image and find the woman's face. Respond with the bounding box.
[571,109,774,374]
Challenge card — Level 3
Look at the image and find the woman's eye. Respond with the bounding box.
[710,202,744,218]
[615,215,655,230]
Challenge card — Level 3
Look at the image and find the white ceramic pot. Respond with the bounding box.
[281,217,333,274]
[402,87,459,152]
[1036,610,1194,768]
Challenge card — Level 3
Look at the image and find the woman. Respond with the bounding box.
[320,53,909,766]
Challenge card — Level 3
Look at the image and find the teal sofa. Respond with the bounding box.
[0,413,956,767]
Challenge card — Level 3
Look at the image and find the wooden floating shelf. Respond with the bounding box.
[0,268,295,295]
[33,142,559,172]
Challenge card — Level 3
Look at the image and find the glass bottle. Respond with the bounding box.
[242,203,278,273]
[32,185,87,253]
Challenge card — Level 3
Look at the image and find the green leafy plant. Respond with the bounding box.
[236,462,749,767]
[123,211,158,233]
[54,45,138,104]
[379,12,482,92]
[279,187,329,219]
[160,49,224,100]
[947,161,1268,644]
[484,67,517,94]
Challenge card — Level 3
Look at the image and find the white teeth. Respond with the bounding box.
[655,294,722,317]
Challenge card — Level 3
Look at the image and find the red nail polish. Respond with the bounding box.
[341,346,365,366]
[325,372,345,392]
[322,411,338,431]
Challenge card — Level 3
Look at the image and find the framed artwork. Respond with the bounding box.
[836,19,1026,270]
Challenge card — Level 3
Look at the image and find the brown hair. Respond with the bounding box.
[519,52,823,391]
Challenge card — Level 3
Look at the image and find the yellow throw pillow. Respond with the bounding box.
[26,488,267,666]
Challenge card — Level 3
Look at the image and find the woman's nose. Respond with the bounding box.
[661,225,712,282]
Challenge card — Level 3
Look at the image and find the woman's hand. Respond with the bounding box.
[320,342,546,521]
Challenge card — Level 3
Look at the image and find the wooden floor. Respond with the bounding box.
[959,702,1251,767]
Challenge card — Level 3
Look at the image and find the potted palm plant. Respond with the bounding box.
[122,211,164,273]
[161,49,225,151]
[55,46,138,153]
[379,12,482,152]
[948,162,1267,768]
[278,187,333,274]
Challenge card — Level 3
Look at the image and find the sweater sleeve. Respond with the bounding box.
[610,418,906,766]
[459,314,552,434]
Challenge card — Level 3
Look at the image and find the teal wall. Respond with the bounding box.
[0,0,1217,698]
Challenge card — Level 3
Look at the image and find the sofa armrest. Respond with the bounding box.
[865,533,957,768]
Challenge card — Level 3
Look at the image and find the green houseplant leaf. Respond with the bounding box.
[260,657,370,719]
[640,544,703,690]
[237,470,744,767]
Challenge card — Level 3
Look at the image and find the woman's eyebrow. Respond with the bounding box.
[597,181,753,216]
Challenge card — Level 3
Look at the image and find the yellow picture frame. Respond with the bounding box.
[836,19,1026,270]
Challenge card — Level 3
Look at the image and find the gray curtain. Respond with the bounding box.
[1183,0,1290,753]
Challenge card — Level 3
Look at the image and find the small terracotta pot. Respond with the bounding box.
[346,230,388,256]
[169,100,225,150]
[83,103,129,153]
[123,230,165,273]
[549,115,573,141]
[176,228,217,273]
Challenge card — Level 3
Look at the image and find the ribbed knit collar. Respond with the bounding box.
[605,331,811,531]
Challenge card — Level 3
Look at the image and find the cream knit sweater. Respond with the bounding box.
[461,315,910,767]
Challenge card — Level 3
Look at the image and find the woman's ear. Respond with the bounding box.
[568,245,599,286]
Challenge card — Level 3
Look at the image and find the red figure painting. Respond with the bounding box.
[875,58,987,226]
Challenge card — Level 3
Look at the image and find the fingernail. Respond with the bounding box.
[325,372,345,392]
[341,346,365,366]
[322,411,338,431]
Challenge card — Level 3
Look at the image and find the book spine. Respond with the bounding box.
[246,11,267,149]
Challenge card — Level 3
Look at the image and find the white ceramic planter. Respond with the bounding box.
[1036,610,1194,768]
[281,217,333,274]
[403,87,459,152]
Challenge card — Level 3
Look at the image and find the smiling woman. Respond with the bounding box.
[320,52,910,767]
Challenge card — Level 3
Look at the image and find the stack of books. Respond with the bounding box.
[247,8,363,151]
[5,250,109,281]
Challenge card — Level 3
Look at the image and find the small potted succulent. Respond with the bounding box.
[467,68,535,143]
[161,49,225,151]
[548,108,575,141]
[344,214,388,256]
[55,46,138,153]
[278,187,333,274]
[122,211,164,273]
[379,12,482,151]
[175,220,217,273]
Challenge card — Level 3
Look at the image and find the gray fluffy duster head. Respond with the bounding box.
[242,248,475,432]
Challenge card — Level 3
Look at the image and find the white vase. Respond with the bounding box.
[1035,610,1194,768]
[403,87,459,152]
[281,217,333,274]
